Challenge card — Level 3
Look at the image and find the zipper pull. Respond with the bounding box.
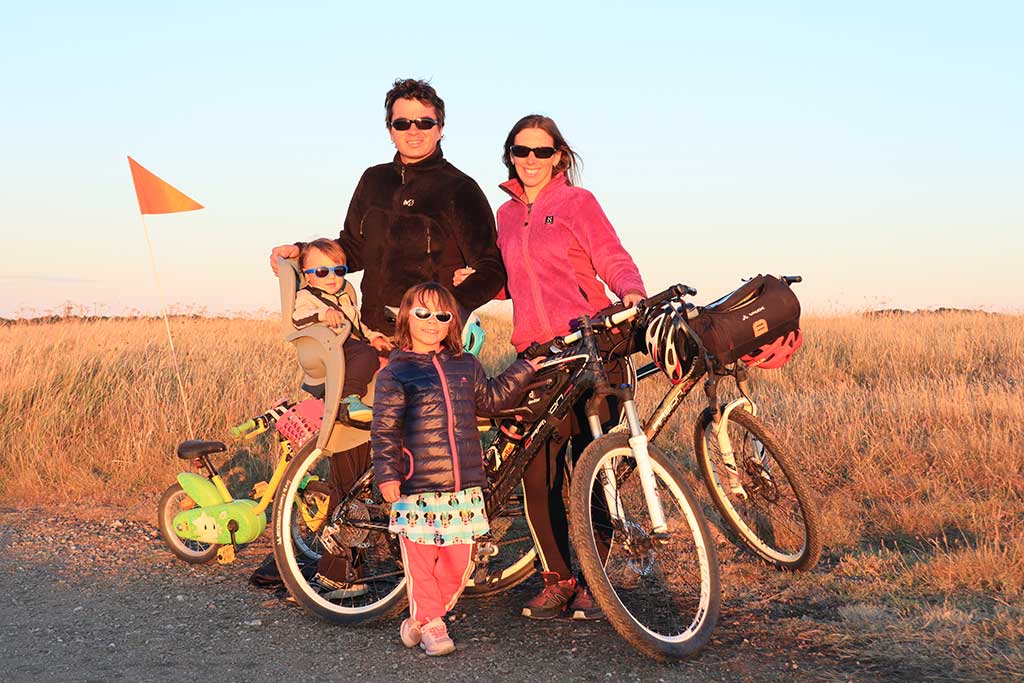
[401,165,406,184]
[426,227,431,255]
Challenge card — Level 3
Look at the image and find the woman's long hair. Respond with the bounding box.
[394,282,464,355]
[502,114,582,187]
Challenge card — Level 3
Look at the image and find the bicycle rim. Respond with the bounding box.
[273,445,407,623]
[695,408,820,570]
[571,434,719,660]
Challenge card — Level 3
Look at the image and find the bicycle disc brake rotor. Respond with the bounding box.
[620,519,656,576]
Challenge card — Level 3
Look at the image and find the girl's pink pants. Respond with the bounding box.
[399,536,475,624]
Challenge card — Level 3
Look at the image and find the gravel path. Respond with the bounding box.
[1,507,851,683]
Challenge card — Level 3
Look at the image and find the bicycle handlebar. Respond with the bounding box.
[230,418,258,439]
[524,284,697,356]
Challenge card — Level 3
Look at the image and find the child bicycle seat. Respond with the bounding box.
[277,257,374,453]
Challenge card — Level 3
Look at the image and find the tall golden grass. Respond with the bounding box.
[1,311,1021,601]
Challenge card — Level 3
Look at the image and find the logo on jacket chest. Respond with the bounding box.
[545,215,554,224]
[403,198,415,207]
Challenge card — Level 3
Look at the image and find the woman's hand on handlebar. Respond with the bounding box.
[526,356,546,371]
[270,244,300,274]
[622,292,643,308]
[379,481,401,503]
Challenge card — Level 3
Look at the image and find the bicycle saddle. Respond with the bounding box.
[177,440,227,459]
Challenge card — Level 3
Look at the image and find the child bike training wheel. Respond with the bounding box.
[271,442,407,625]
[694,407,821,571]
[568,434,720,661]
[157,484,220,564]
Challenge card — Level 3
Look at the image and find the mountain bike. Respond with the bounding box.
[633,275,821,571]
[271,284,726,661]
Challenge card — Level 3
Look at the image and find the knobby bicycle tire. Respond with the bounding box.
[694,407,821,571]
[569,434,720,661]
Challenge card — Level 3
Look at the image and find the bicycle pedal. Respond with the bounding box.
[216,545,236,564]
[250,481,269,499]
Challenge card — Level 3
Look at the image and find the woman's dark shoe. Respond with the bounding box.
[569,584,604,620]
[521,572,575,620]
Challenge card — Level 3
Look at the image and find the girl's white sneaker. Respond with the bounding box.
[419,617,456,656]
[400,618,421,648]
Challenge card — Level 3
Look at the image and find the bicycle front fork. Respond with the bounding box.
[592,398,670,536]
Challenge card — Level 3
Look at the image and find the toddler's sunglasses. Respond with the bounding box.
[509,145,558,159]
[303,265,348,278]
[411,307,453,323]
[389,117,439,131]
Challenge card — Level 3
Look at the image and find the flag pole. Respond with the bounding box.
[139,214,196,440]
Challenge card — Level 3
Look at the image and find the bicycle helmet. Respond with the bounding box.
[740,329,803,369]
[462,314,486,356]
[643,301,699,384]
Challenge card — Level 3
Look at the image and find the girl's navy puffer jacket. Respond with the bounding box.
[371,349,534,495]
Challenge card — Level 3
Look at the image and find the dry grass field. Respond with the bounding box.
[2,310,1022,677]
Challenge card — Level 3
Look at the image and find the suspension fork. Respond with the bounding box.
[577,319,669,535]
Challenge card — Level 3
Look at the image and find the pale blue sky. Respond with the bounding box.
[2,1,1021,317]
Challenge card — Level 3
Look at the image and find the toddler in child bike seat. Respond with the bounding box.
[371,282,541,655]
[293,239,394,423]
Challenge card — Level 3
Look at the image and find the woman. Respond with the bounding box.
[494,114,646,620]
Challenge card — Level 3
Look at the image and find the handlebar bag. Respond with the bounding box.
[690,275,801,365]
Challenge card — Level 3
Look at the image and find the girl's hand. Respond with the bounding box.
[623,292,644,308]
[322,309,345,328]
[370,336,394,352]
[453,266,476,287]
[527,356,546,371]
[379,481,401,503]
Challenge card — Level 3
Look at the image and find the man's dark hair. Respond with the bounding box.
[384,78,445,127]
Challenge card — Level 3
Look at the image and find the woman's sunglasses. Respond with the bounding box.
[389,117,439,131]
[411,307,453,323]
[509,145,558,159]
[303,265,348,278]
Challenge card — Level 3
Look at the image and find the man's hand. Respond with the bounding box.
[527,356,546,371]
[453,266,476,287]
[270,244,300,274]
[370,336,394,352]
[379,481,401,503]
[322,309,345,328]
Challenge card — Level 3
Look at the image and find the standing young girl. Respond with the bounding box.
[371,282,538,656]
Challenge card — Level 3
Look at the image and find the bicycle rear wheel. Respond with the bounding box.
[272,443,407,624]
[569,434,720,661]
[694,407,821,571]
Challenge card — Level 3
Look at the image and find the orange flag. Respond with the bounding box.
[127,156,204,214]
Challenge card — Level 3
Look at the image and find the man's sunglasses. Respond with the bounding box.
[389,118,439,131]
[303,265,348,278]
[411,307,453,323]
[509,145,558,159]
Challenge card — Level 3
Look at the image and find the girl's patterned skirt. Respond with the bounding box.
[388,486,489,546]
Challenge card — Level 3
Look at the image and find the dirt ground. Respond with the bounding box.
[0,506,1000,683]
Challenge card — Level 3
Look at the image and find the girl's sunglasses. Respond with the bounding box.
[303,265,348,278]
[509,145,558,159]
[389,117,439,131]
[411,307,453,323]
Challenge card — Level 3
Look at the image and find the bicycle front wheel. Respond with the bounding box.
[694,407,821,571]
[272,443,407,624]
[569,434,720,661]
